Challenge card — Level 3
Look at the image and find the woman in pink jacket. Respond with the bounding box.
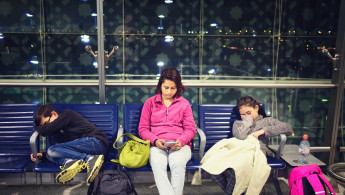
[139,67,196,195]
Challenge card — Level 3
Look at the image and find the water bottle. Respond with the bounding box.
[298,134,310,165]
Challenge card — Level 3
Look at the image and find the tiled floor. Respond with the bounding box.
[0,172,344,195]
[0,179,287,195]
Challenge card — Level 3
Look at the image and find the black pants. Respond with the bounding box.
[212,168,236,195]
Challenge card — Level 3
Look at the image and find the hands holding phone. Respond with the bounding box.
[155,139,181,151]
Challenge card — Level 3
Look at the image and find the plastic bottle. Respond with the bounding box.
[298,134,310,165]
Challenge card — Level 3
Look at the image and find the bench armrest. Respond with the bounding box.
[196,127,206,161]
[30,131,40,164]
[116,125,124,149]
[276,134,287,159]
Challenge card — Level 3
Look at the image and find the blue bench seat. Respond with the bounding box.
[0,104,39,184]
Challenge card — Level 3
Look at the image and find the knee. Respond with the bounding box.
[46,145,62,158]
[47,147,56,158]
[150,157,167,169]
[169,159,186,170]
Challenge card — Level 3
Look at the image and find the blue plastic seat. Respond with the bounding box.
[117,104,205,173]
[0,104,39,184]
[198,104,287,195]
[30,104,119,183]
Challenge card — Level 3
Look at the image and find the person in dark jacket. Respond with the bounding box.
[30,104,108,184]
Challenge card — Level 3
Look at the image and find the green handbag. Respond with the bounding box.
[111,133,150,168]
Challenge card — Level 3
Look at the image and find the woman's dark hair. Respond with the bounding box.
[155,67,185,98]
[237,96,268,118]
[34,104,57,126]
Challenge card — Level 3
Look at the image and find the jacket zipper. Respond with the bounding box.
[165,107,168,122]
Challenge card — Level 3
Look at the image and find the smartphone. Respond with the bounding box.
[164,141,177,148]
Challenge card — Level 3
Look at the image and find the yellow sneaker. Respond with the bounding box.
[56,159,85,184]
[86,155,104,183]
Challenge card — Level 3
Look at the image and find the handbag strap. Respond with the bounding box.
[113,133,149,150]
[111,133,150,164]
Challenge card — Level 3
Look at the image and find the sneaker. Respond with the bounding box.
[56,159,85,184]
[85,155,104,183]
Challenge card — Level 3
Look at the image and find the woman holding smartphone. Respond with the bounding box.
[139,67,196,195]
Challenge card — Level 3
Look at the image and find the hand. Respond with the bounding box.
[31,153,43,162]
[251,129,265,139]
[242,115,253,121]
[155,139,169,151]
[171,140,182,151]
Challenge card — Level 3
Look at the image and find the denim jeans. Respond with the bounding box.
[149,145,192,195]
[46,137,106,166]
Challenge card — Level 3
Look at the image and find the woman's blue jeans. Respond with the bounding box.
[46,137,106,166]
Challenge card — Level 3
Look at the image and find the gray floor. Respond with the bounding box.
[0,179,287,195]
[0,171,344,195]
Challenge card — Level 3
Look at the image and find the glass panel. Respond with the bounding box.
[45,0,97,34]
[281,0,340,37]
[104,35,124,77]
[110,35,199,80]
[202,37,273,79]
[45,34,98,79]
[124,87,155,104]
[46,87,99,103]
[1,0,341,80]
[0,1,41,32]
[334,150,344,163]
[0,34,42,78]
[0,87,42,103]
[277,37,335,79]
[0,0,99,79]
[123,0,200,35]
[0,33,99,79]
[203,0,275,36]
[337,90,345,162]
[104,0,123,34]
[201,88,330,146]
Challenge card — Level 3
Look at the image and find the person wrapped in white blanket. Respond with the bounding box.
[201,96,293,195]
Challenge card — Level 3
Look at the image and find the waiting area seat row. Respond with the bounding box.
[0,103,287,194]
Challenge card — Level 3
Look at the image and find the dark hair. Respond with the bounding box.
[155,67,185,98]
[34,104,57,126]
[237,96,268,118]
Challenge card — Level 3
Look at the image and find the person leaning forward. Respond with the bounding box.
[139,67,196,195]
[30,104,108,184]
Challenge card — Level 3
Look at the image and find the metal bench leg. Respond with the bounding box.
[271,169,282,195]
[21,173,26,184]
[35,173,39,184]
[129,172,135,183]
[53,173,56,183]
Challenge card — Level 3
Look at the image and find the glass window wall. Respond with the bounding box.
[0,0,344,163]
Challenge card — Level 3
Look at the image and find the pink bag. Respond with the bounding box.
[288,164,335,195]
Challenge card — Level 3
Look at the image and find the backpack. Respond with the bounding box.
[87,170,138,195]
[288,164,335,195]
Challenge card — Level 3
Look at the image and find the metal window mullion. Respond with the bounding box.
[324,0,345,165]
[97,0,105,104]
[199,0,204,104]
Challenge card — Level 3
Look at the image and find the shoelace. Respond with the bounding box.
[59,161,87,171]
[83,162,88,171]
[59,165,65,170]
